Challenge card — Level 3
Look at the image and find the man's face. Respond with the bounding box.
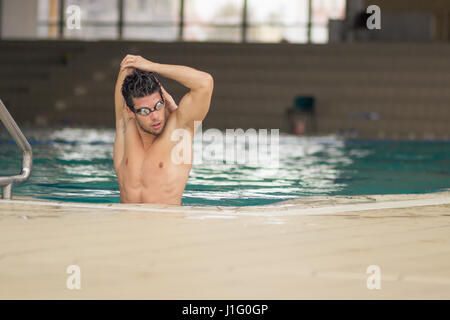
[132,91,167,136]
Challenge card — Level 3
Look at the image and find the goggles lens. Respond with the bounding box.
[135,100,164,116]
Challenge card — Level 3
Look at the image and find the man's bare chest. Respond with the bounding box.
[119,147,191,186]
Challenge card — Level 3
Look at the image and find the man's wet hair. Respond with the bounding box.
[121,69,162,111]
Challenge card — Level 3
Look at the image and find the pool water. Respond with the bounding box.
[0,128,449,206]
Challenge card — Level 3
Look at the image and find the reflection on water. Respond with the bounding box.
[186,135,349,205]
[0,128,449,206]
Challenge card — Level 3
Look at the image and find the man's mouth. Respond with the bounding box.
[152,122,161,129]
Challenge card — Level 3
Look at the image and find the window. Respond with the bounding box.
[184,0,243,42]
[37,0,60,38]
[35,0,346,43]
[311,0,346,43]
[247,0,309,43]
[64,0,119,39]
[123,0,179,41]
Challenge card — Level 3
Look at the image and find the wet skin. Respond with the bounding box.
[113,55,213,205]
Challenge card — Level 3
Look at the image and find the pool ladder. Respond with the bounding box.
[0,99,32,199]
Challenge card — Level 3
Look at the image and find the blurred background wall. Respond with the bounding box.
[0,0,449,140]
[1,0,38,39]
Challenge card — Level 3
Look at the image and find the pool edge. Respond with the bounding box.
[2,191,449,216]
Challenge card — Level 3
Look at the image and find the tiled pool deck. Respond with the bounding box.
[1,191,449,299]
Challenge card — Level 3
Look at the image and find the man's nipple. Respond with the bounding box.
[159,162,163,168]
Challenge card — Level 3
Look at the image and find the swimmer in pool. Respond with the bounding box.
[113,55,213,204]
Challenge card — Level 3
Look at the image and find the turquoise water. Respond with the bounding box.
[0,128,449,206]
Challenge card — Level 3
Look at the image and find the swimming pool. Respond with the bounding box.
[0,127,449,206]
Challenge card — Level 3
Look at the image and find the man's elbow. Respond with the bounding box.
[199,73,214,91]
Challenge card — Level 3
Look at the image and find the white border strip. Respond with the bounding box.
[2,196,450,216]
[262,197,450,217]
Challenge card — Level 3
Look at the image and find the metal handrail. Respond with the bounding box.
[0,99,32,199]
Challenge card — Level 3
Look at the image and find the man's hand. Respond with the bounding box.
[120,54,154,72]
[120,55,177,113]
[161,86,178,114]
[120,54,213,129]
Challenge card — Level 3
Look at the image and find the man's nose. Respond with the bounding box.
[149,111,159,121]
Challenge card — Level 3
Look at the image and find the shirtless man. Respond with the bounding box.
[113,55,213,204]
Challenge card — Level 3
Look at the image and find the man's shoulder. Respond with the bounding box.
[161,111,196,139]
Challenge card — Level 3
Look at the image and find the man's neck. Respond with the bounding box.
[138,128,157,150]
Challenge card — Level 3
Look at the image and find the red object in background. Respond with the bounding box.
[293,120,305,136]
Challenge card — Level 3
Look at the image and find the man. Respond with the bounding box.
[113,55,213,204]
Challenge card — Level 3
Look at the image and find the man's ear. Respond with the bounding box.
[126,106,135,118]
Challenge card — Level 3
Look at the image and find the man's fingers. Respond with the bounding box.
[162,88,177,107]
[123,57,133,65]
[121,60,134,69]
[121,55,136,66]
[161,87,172,100]
[120,62,135,72]
[121,55,132,64]
[161,86,172,97]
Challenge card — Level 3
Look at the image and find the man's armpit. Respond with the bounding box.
[116,118,126,134]
[117,110,133,132]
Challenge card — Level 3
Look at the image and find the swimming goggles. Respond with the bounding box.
[134,94,165,116]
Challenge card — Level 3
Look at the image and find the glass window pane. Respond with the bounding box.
[311,25,328,43]
[283,26,308,43]
[247,0,309,26]
[184,26,240,42]
[311,0,346,25]
[37,0,59,38]
[123,26,178,41]
[37,24,59,39]
[185,0,243,24]
[64,26,118,39]
[65,0,119,22]
[124,0,179,23]
[247,26,307,43]
[38,0,59,22]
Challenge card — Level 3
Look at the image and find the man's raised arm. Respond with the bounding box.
[120,55,214,129]
[114,66,133,131]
